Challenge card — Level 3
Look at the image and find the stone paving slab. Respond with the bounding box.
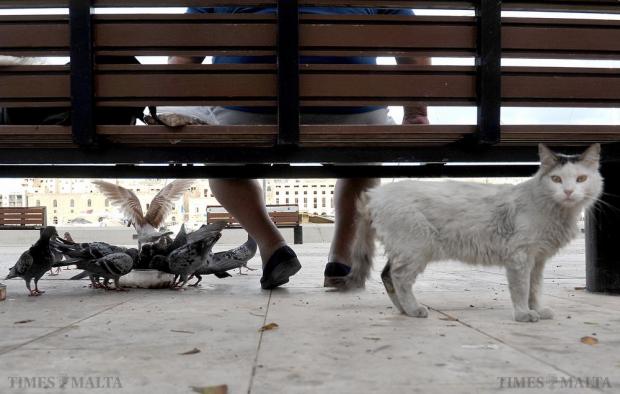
[1,236,619,394]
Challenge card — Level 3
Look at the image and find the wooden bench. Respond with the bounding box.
[0,0,618,292]
[207,205,303,244]
[0,207,47,230]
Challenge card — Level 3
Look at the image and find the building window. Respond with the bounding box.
[286,198,289,204]
[53,200,57,208]
[36,200,41,206]
[53,217,58,225]
[314,198,318,209]
[87,199,92,208]
[304,198,307,206]
[295,198,298,205]
[9,195,23,207]
[105,199,109,207]
[276,191,279,196]
[171,216,177,225]
[322,197,326,207]
[70,199,75,208]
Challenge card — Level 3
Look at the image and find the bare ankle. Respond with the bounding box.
[260,241,287,265]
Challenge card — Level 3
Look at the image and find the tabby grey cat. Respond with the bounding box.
[339,144,602,322]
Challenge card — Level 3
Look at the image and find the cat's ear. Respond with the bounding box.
[579,143,601,169]
[538,144,558,169]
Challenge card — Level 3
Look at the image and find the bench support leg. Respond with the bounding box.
[586,162,620,293]
[294,225,303,245]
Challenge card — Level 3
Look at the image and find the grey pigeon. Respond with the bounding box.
[190,236,258,287]
[52,239,127,261]
[149,221,226,288]
[5,226,58,296]
[59,250,138,291]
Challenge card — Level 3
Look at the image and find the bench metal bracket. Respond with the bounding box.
[277,0,300,147]
[69,0,97,147]
[475,0,502,145]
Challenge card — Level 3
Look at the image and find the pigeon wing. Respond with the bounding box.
[166,223,188,254]
[14,251,34,275]
[186,221,227,244]
[93,181,145,227]
[208,237,257,273]
[144,179,195,228]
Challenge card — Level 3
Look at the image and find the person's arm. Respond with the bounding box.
[395,56,430,125]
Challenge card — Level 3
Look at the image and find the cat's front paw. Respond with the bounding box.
[514,310,540,322]
[404,306,428,318]
[536,307,554,320]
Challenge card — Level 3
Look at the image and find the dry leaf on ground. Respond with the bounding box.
[191,385,228,394]
[259,322,279,332]
[14,319,34,324]
[580,336,599,345]
[179,348,201,355]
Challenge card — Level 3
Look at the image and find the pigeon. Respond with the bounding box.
[149,221,226,288]
[92,179,195,247]
[52,239,127,260]
[136,227,182,269]
[60,232,75,270]
[58,249,138,291]
[189,236,258,287]
[63,232,74,242]
[5,226,59,296]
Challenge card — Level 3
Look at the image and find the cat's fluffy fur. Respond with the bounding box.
[340,144,603,322]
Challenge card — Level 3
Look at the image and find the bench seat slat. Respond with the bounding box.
[92,65,619,106]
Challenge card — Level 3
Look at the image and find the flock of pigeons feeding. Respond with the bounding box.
[5,180,257,296]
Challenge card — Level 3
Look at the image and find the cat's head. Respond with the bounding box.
[537,143,603,209]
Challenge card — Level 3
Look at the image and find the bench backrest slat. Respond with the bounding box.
[0,207,47,228]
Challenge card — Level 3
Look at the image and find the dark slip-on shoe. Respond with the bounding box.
[260,245,302,290]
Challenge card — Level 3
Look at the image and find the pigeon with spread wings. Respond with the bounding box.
[93,179,195,246]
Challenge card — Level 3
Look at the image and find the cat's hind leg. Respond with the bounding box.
[381,260,404,313]
[506,256,540,322]
[529,258,554,319]
[389,257,429,318]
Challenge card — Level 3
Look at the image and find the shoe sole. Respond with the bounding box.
[261,258,302,290]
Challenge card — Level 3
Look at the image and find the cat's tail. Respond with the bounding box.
[339,191,375,290]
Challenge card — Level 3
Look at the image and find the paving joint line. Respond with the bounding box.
[247,290,272,394]
[425,304,606,393]
[0,295,141,357]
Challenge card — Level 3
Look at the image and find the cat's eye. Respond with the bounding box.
[577,175,588,183]
[551,175,562,183]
